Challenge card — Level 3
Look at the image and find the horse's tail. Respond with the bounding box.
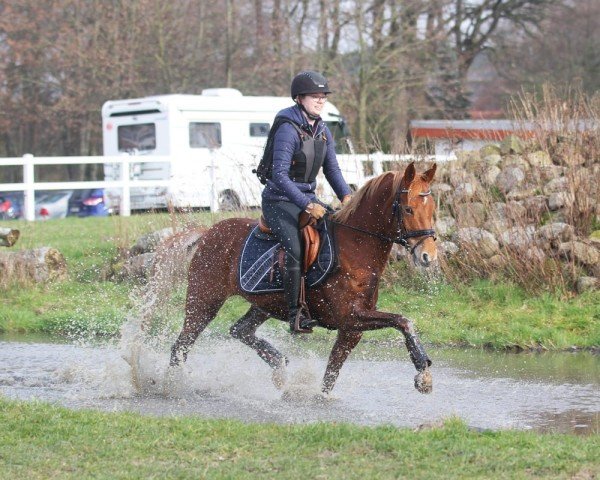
[138,226,207,330]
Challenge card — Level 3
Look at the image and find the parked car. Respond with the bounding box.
[68,189,91,216]
[0,195,18,220]
[35,190,73,220]
[68,188,110,217]
[0,193,23,220]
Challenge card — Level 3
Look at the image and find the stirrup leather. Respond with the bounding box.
[291,276,315,333]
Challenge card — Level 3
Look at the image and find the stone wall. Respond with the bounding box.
[431,135,599,293]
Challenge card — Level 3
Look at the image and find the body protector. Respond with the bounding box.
[254,118,327,185]
[287,121,327,183]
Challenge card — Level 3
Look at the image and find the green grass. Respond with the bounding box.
[0,399,598,479]
[1,213,599,350]
[0,212,231,336]
[374,277,600,350]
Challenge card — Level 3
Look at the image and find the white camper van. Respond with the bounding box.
[102,88,362,211]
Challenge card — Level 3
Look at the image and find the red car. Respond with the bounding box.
[0,195,17,220]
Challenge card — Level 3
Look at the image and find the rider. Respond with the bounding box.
[262,71,353,333]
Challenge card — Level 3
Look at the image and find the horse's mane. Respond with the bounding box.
[333,169,433,223]
[333,171,404,223]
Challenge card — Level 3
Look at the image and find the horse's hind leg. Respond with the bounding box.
[322,330,363,394]
[170,298,225,366]
[230,306,288,388]
[230,306,285,368]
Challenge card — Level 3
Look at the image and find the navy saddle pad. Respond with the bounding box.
[239,222,336,294]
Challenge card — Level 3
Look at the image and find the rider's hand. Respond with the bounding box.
[341,194,352,206]
[305,203,326,220]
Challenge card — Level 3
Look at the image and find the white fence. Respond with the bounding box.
[0,154,173,221]
[0,152,455,221]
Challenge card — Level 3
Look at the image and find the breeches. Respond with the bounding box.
[262,200,302,263]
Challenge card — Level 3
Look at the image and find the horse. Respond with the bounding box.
[170,162,438,395]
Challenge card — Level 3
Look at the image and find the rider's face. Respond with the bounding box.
[298,93,328,118]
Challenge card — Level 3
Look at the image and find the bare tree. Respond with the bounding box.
[0,0,586,168]
[448,0,553,78]
[492,0,600,94]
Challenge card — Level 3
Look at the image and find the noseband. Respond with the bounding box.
[331,185,436,254]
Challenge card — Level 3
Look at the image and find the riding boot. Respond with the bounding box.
[282,254,316,333]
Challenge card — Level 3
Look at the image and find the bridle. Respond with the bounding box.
[329,185,436,254]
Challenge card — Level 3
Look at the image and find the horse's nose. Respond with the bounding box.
[421,252,430,266]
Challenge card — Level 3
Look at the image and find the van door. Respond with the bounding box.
[103,107,171,210]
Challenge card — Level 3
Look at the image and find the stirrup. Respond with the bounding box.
[290,305,316,334]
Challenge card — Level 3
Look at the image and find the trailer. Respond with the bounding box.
[102,88,363,211]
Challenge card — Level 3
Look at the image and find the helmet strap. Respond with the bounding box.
[297,100,320,121]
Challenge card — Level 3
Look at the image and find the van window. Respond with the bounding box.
[250,123,269,137]
[190,122,221,148]
[118,123,156,151]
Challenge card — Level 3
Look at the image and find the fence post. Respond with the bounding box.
[371,151,384,176]
[209,149,218,212]
[22,154,35,221]
[120,157,131,217]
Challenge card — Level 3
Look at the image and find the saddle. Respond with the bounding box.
[238,214,335,295]
[258,212,321,273]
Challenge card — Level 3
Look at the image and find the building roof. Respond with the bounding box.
[409,119,522,141]
[409,119,596,141]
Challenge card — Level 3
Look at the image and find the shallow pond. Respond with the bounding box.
[0,331,598,435]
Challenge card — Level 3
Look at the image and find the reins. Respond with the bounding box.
[328,186,436,254]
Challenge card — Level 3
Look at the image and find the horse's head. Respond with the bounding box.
[398,162,437,267]
[333,163,438,267]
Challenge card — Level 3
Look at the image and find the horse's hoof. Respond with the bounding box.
[312,392,335,405]
[271,364,287,390]
[414,368,432,394]
[281,389,293,402]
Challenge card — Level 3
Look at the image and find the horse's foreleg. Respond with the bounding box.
[348,310,431,370]
[322,330,363,394]
[345,310,432,393]
[230,306,287,369]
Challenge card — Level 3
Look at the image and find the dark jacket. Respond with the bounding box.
[261,104,351,209]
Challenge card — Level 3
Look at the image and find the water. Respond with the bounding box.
[0,331,598,434]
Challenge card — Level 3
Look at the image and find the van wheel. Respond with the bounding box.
[218,190,241,211]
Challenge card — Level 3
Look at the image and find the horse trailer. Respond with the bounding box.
[102,89,364,212]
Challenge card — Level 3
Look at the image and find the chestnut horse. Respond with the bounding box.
[170,162,437,394]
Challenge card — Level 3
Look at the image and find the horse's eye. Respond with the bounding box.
[404,206,413,215]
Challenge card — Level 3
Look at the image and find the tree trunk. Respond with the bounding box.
[0,247,67,283]
[0,227,20,247]
[225,0,233,87]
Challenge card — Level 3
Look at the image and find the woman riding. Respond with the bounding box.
[261,71,353,333]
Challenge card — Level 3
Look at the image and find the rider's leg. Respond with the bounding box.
[282,253,315,332]
[263,200,316,332]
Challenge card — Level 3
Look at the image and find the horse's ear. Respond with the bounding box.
[421,163,437,183]
[403,162,416,184]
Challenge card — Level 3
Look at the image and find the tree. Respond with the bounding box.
[0,0,586,165]
[492,0,600,94]
[422,0,556,118]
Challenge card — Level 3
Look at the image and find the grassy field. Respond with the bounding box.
[0,213,599,350]
[0,399,598,480]
[1,216,599,480]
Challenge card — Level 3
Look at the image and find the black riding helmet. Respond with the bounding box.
[290,71,332,100]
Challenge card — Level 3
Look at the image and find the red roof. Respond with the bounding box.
[410,120,532,141]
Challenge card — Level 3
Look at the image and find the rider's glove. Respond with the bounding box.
[305,203,326,220]
[341,194,352,206]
